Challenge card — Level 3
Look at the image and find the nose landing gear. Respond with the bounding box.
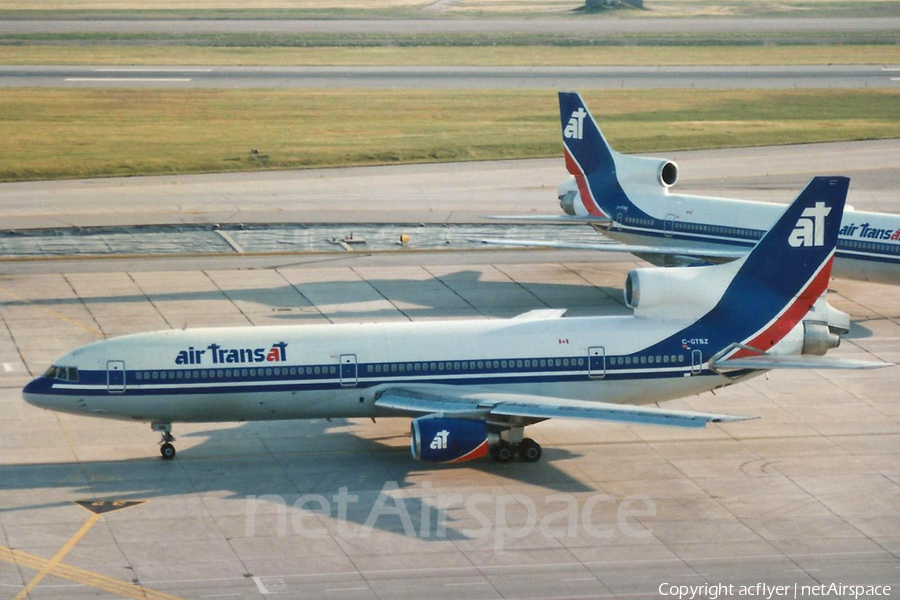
[152,422,176,460]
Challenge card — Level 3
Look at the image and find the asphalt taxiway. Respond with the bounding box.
[3,65,898,89]
[0,143,898,599]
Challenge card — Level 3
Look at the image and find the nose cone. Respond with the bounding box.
[22,376,52,408]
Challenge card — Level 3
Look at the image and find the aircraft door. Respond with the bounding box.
[615,213,623,232]
[340,354,358,387]
[664,214,675,237]
[588,346,606,379]
[107,360,126,393]
[691,350,703,374]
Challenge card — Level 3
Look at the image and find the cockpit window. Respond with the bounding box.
[45,366,78,382]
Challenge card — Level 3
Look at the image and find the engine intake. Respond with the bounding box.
[411,417,495,463]
[659,161,678,187]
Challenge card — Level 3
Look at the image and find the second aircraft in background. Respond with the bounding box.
[486,91,900,286]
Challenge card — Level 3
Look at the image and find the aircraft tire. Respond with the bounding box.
[518,438,542,463]
[160,443,176,460]
[491,441,514,463]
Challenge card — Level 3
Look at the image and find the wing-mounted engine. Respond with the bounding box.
[410,417,499,463]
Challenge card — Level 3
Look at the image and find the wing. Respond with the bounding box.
[374,387,755,429]
[472,237,748,261]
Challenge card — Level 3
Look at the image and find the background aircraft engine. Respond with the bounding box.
[616,156,678,191]
[658,160,678,188]
[410,417,494,463]
[557,177,584,216]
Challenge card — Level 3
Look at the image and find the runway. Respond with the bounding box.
[3,17,898,35]
[3,65,899,89]
[0,144,898,599]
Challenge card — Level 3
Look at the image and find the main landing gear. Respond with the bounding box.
[490,438,542,463]
[152,422,176,460]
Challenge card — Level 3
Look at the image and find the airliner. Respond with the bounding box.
[484,92,900,286]
[23,176,886,462]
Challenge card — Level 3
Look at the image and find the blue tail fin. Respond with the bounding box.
[701,176,849,353]
[558,91,638,219]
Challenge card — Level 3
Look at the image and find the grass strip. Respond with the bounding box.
[3,44,899,66]
[1,88,898,181]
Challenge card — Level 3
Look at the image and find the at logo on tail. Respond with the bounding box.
[789,202,832,248]
[564,108,587,140]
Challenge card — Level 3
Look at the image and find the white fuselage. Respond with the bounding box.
[23,315,748,425]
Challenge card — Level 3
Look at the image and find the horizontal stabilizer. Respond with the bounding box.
[712,355,891,371]
[485,215,613,223]
[375,387,755,429]
[472,237,746,260]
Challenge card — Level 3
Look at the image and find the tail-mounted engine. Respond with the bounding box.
[556,157,677,217]
[411,417,498,463]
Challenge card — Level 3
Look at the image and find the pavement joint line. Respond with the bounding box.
[0,544,188,600]
[0,284,104,337]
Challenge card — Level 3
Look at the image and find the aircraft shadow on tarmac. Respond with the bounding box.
[0,419,597,541]
[0,270,631,321]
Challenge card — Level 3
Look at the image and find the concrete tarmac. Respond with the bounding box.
[3,65,898,89]
[0,144,898,600]
[0,257,898,600]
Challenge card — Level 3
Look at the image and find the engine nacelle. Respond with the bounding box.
[556,156,677,216]
[616,155,678,190]
[623,263,736,320]
[802,322,840,356]
[410,417,494,463]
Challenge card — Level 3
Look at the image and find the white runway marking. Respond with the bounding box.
[251,576,269,595]
[65,77,193,82]
[94,68,212,72]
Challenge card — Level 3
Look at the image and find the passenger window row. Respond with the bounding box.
[609,355,684,366]
[364,358,586,374]
[136,366,337,381]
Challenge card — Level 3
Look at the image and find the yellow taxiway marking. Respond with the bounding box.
[1,502,186,600]
[0,285,104,338]
[0,544,186,600]
[12,512,101,600]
